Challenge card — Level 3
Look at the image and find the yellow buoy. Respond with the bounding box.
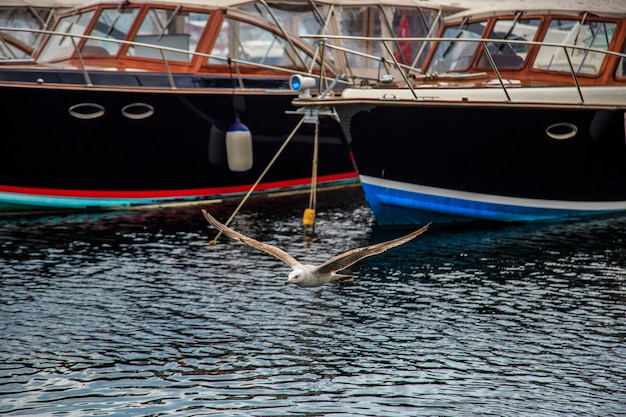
[303,208,316,227]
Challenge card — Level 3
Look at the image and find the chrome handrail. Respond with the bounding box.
[479,40,511,102]
[2,26,626,102]
[0,26,351,90]
[303,34,626,103]
[381,40,418,100]
[303,34,626,60]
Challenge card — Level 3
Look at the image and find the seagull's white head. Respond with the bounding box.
[285,269,304,286]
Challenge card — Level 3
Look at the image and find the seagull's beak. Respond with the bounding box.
[284,279,292,286]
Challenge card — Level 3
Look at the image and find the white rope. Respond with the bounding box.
[210,116,306,244]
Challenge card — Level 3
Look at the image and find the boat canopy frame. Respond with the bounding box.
[304,34,626,104]
[1,25,334,89]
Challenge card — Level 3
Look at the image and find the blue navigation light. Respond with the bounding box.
[289,75,316,93]
[290,76,301,91]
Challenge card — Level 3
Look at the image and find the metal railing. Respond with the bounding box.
[3,26,626,105]
[303,34,626,105]
[0,26,351,90]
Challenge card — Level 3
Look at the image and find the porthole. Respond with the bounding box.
[68,103,105,120]
[546,122,578,140]
[121,103,154,120]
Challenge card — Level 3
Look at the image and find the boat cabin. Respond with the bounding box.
[1,0,461,88]
[420,0,626,87]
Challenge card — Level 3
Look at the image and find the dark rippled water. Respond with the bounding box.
[1,187,625,416]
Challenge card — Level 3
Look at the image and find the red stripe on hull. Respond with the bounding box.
[0,173,358,199]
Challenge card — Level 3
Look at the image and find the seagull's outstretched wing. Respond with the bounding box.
[315,223,430,274]
[202,209,302,269]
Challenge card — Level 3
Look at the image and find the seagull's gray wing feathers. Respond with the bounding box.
[202,209,302,269]
[315,223,430,274]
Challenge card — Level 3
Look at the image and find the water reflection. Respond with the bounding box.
[1,188,625,416]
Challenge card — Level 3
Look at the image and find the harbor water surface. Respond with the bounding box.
[1,187,625,416]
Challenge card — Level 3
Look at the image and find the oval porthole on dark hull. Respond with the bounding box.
[68,103,105,120]
[546,122,578,140]
[121,103,154,120]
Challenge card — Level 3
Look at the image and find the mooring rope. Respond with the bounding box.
[303,120,319,234]
[210,116,306,245]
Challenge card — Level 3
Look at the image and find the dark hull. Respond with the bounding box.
[0,83,356,211]
[344,103,626,225]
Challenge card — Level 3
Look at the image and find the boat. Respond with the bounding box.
[0,0,461,213]
[296,0,626,226]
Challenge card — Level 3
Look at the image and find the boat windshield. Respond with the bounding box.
[237,1,321,50]
[340,7,440,68]
[37,10,95,62]
[82,7,140,56]
[476,17,540,70]
[426,20,486,73]
[231,2,443,76]
[533,18,616,75]
[208,17,302,67]
[126,7,210,62]
[0,7,54,59]
[228,1,327,68]
[338,6,383,69]
[388,8,441,68]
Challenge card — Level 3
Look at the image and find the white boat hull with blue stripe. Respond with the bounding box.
[361,176,626,226]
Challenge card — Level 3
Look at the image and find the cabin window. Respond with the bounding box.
[425,20,486,73]
[0,7,54,59]
[37,10,95,62]
[237,1,320,48]
[82,7,140,56]
[126,8,210,62]
[533,19,616,75]
[339,7,383,69]
[477,18,540,70]
[339,6,439,69]
[390,8,441,68]
[209,18,299,67]
[0,32,32,60]
[334,6,441,81]
[0,37,28,60]
[235,2,316,67]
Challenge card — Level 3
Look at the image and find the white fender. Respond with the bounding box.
[226,118,253,172]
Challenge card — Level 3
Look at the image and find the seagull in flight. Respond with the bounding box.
[202,209,430,287]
